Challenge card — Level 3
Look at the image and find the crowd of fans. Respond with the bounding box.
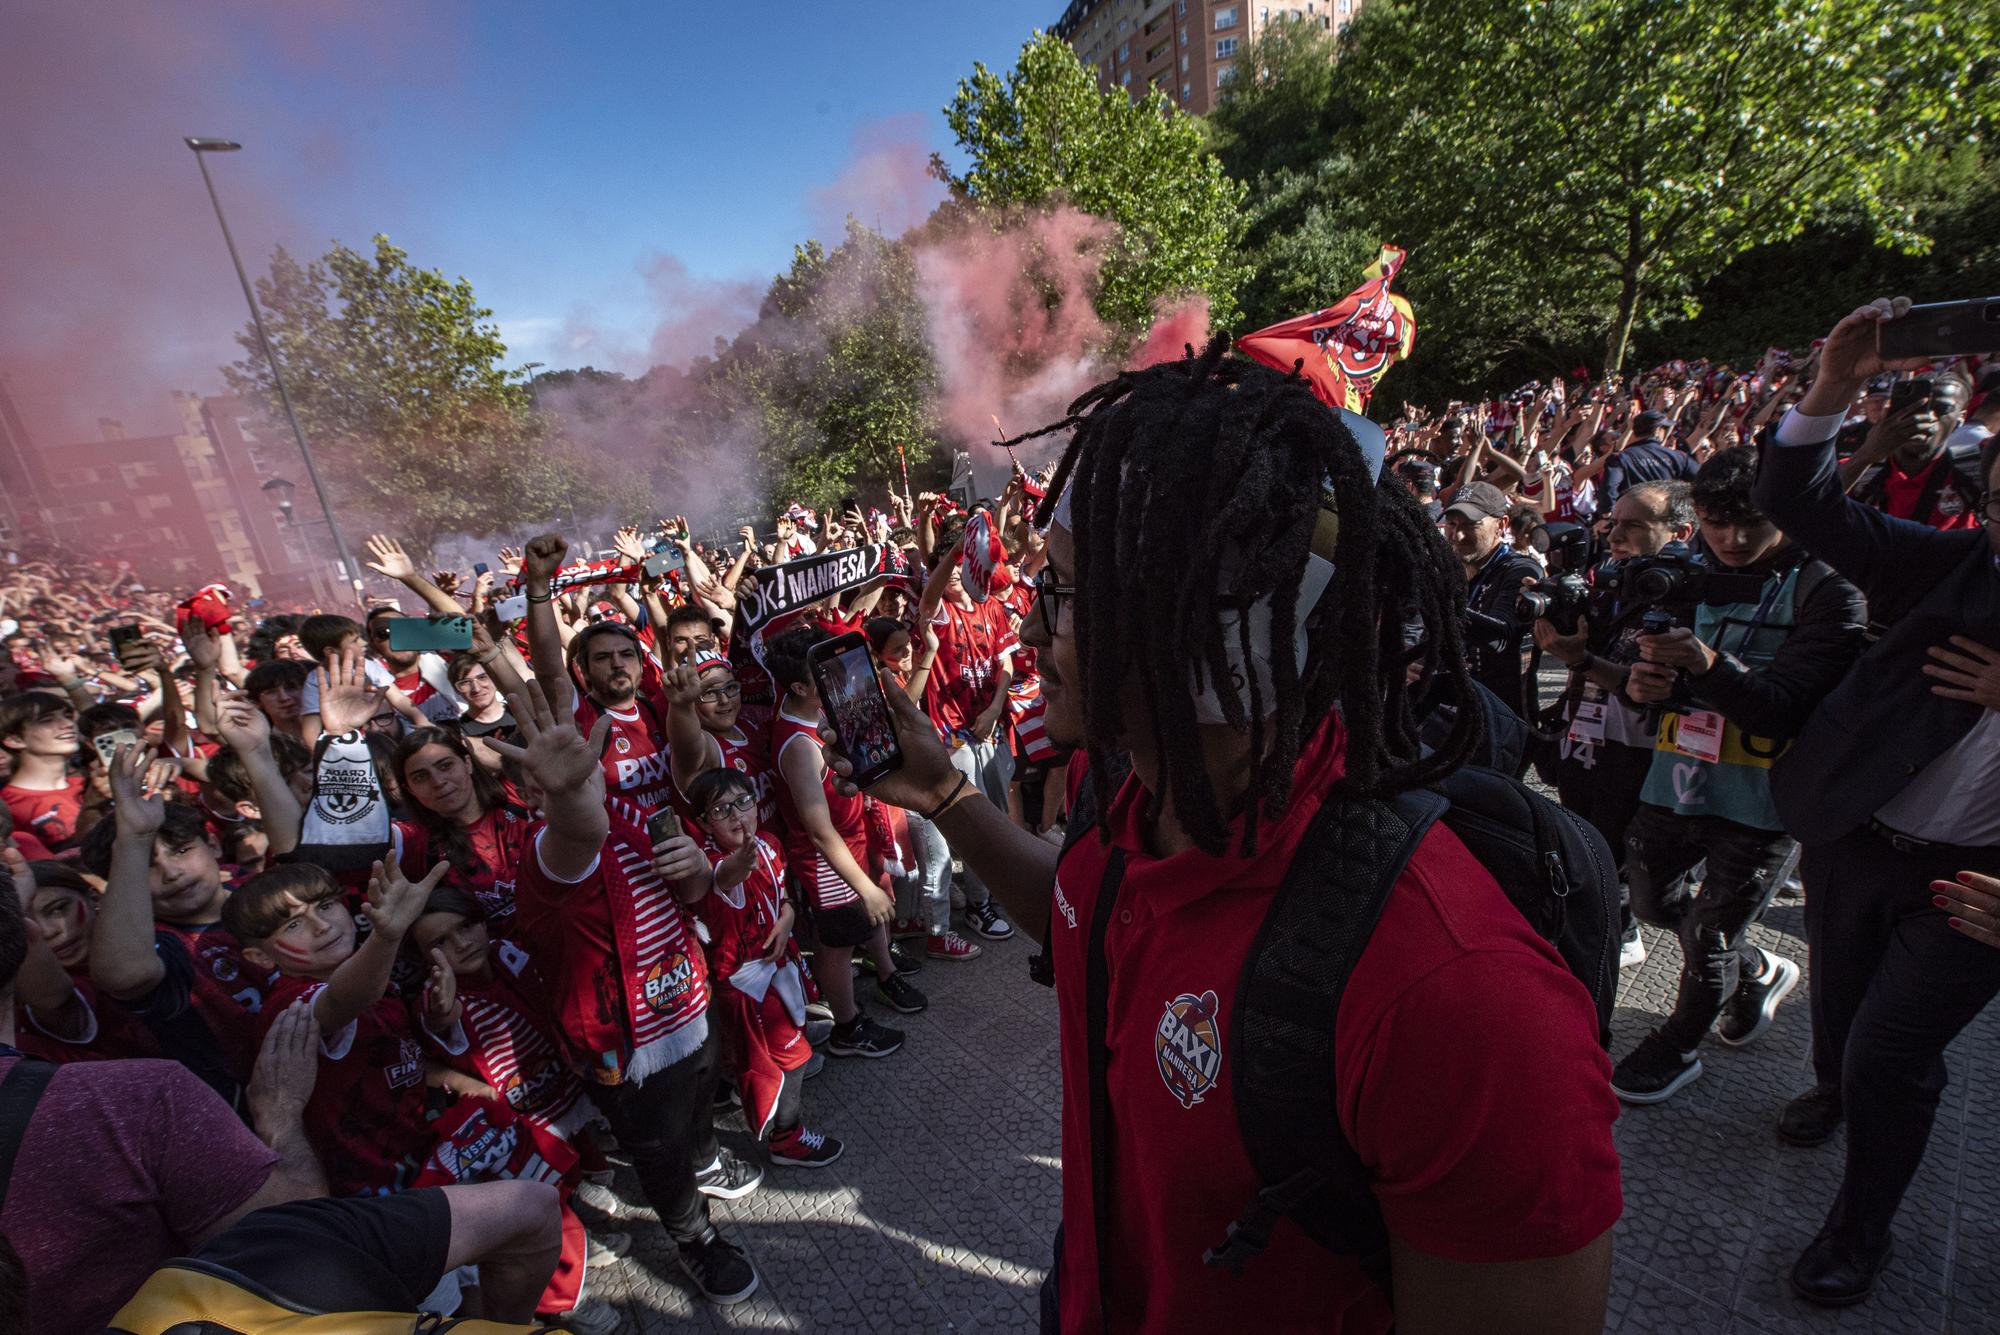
[0,293,1994,1333]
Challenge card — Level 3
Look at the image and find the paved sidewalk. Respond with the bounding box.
[580,908,1999,1334]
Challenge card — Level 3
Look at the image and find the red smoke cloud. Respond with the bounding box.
[809,115,948,242]
[1132,295,1214,368]
[913,205,1117,476]
[0,1,471,445]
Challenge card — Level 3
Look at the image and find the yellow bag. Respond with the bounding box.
[107,1260,575,1334]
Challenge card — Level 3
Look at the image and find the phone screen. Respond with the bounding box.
[808,632,903,787]
[107,623,142,657]
[384,615,473,652]
[473,562,490,578]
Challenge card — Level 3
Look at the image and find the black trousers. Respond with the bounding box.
[1554,737,1653,936]
[1802,827,2000,1250]
[591,1028,722,1244]
[1626,804,1800,1050]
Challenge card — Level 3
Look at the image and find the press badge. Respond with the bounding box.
[1568,690,1608,745]
[1674,710,1726,764]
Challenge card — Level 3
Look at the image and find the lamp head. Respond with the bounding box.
[183,137,242,152]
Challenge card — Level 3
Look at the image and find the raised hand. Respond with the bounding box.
[485,677,609,799]
[1813,297,1927,390]
[661,658,704,704]
[613,526,648,564]
[497,545,524,576]
[431,570,463,598]
[693,575,736,611]
[364,534,417,583]
[819,673,961,814]
[246,998,321,1133]
[317,645,388,735]
[523,534,567,585]
[366,858,449,941]
[423,947,462,1030]
[109,743,167,839]
[214,694,273,754]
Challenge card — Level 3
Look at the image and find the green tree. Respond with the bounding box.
[224,235,616,556]
[1336,0,1987,371]
[1207,21,1375,329]
[939,31,1249,334]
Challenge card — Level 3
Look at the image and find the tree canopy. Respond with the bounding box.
[224,235,622,556]
[940,31,1249,334]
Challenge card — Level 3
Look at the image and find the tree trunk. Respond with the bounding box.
[1605,263,1642,375]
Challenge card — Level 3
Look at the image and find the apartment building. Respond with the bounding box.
[1052,0,1364,115]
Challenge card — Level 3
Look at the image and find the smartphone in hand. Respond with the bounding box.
[807,631,903,787]
[1878,297,2000,359]
[384,615,473,652]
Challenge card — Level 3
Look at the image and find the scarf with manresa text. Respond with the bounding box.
[295,730,391,870]
[736,542,914,663]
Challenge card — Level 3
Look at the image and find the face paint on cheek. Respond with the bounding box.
[271,937,318,965]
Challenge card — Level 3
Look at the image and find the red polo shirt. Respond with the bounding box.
[1050,719,1622,1333]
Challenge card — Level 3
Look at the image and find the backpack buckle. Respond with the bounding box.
[1202,1215,1272,1274]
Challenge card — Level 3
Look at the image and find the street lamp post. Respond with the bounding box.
[185,136,363,610]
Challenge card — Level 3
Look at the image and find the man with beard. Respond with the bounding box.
[520,537,677,818]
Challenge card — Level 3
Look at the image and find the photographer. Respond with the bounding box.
[1530,481,1696,969]
[1445,481,1544,721]
[1751,296,2000,1306]
[1609,447,1865,1108]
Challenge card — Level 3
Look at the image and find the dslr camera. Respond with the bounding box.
[1594,547,1765,617]
[1514,523,1595,634]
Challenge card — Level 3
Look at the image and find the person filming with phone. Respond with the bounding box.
[1749,295,2000,1306]
[819,342,1621,1335]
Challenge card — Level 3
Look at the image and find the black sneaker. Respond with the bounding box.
[1715,947,1800,1048]
[676,1227,759,1305]
[826,1014,905,1058]
[876,970,928,1014]
[1778,1083,1844,1146]
[1610,1030,1703,1104]
[966,898,1013,940]
[711,1082,740,1112]
[694,1149,764,1200]
[770,1124,845,1168]
[889,942,923,975]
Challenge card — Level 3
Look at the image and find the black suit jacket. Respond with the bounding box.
[1753,429,1997,844]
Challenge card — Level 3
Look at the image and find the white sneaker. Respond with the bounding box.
[586,1230,632,1266]
[1619,929,1646,970]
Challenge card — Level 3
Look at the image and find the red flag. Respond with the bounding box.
[1236,244,1416,413]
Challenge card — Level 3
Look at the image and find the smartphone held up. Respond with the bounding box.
[808,632,903,787]
[1877,297,2000,359]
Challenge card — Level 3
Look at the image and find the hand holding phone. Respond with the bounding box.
[384,615,474,652]
[808,632,903,786]
[1878,297,2000,359]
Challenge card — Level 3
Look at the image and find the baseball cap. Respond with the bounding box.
[1632,410,1671,438]
[1444,480,1511,521]
[1394,456,1440,490]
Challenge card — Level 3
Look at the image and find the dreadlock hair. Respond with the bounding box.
[1001,334,1480,856]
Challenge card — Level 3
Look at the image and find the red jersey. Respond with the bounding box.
[577,693,676,816]
[156,918,276,1078]
[770,705,864,869]
[263,978,433,1197]
[427,938,592,1147]
[2,776,87,852]
[395,805,534,933]
[1048,721,1622,1333]
[1875,451,1982,531]
[14,974,163,1064]
[694,833,796,980]
[671,718,779,836]
[924,599,1018,737]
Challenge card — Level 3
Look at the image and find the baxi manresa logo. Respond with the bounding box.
[1155,989,1223,1109]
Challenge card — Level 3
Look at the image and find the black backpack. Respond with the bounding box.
[1042,751,1617,1304]
[1851,439,1987,526]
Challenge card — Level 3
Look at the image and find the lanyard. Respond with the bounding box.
[1717,573,1786,659]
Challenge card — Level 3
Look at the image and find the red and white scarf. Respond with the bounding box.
[592,796,711,1085]
[457,939,595,1143]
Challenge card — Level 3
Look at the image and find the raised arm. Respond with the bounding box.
[88,745,173,1000]
[659,658,718,793]
[215,696,304,857]
[364,535,468,616]
[519,534,572,707]
[485,676,611,883]
[314,857,449,1037]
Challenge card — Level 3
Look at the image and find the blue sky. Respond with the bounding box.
[2,1,1054,439]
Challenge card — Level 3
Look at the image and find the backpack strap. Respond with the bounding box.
[1033,755,1130,989]
[0,1058,57,1214]
[1082,843,1129,1334]
[1204,787,1447,1281]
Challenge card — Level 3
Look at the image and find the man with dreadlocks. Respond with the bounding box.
[825,340,1619,1334]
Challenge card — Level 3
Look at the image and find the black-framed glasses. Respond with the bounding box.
[1032,566,1074,637]
[698,681,742,704]
[705,794,756,819]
